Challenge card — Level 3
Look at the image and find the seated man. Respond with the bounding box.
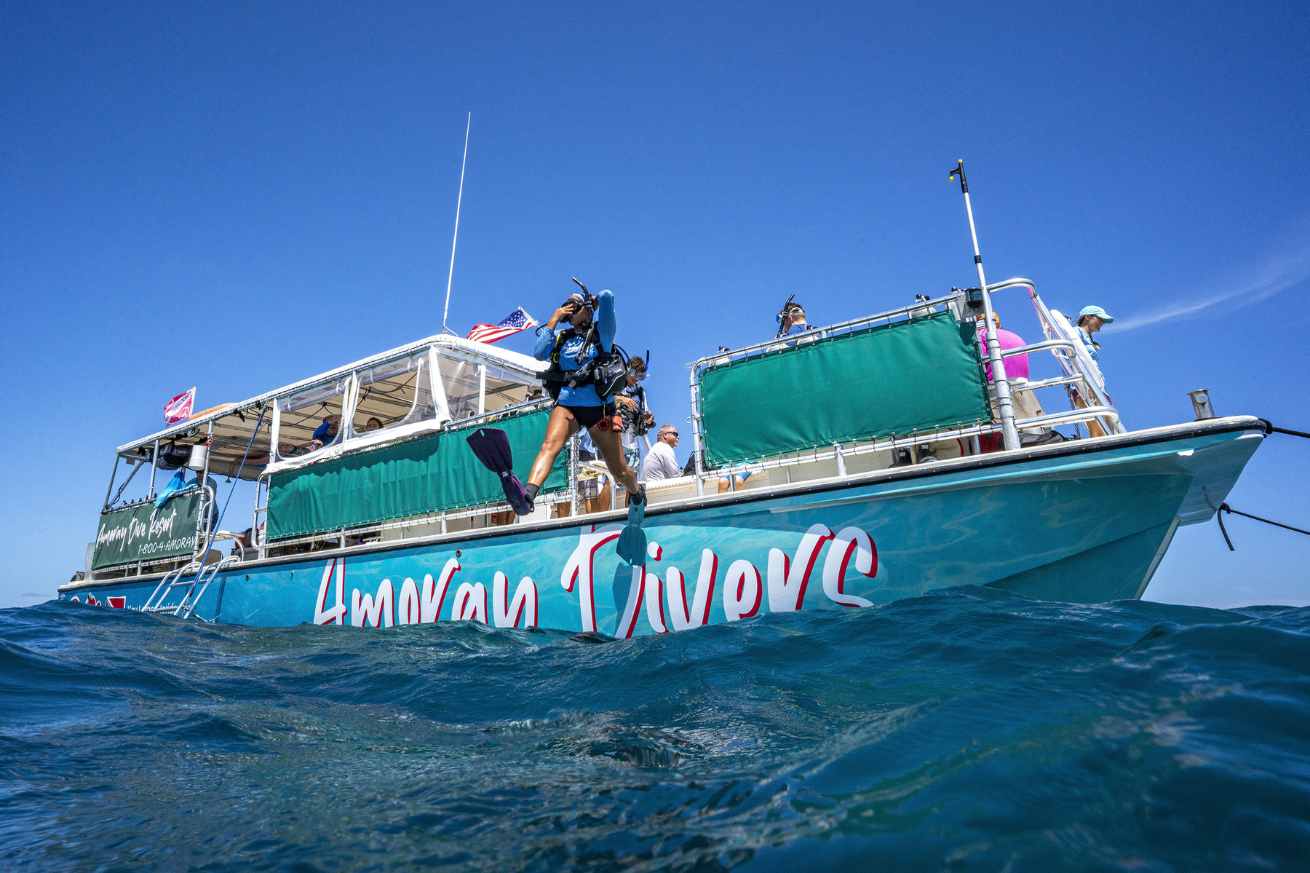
[308,414,341,451]
[718,465,752,493]
[641,425,684,482]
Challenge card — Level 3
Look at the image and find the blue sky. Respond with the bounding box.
[1,2,1306,608]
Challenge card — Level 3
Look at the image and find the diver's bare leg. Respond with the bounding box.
[590,426,641,497]
[528,406,579,488]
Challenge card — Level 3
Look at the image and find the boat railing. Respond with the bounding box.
[690,291,966,370]
[684,280,1128,496]
[250,396,566,557]
[693,403,1121,494]
[987,278,1125,438]
[249,488,577,555]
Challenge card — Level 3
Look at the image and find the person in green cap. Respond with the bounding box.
[1076,305,1113,363]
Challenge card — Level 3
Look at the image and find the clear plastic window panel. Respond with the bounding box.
[440,357,483,422]
[481,364,537,413]
[274,376,350,461]
[350,350,444,437]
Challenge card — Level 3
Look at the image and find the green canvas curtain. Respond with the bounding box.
[697,311,992,468]
[267,407,567,540]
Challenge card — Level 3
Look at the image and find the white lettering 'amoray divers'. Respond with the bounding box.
[311,521,878,633]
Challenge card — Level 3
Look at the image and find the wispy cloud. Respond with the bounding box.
[1113,233,1310,332]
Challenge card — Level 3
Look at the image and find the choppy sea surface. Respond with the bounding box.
[2,589,1309,872]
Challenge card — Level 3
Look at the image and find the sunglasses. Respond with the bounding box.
[665,431,679,438]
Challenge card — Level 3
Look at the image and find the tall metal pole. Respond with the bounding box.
[950,160,1019,451]
[441,112,472,335]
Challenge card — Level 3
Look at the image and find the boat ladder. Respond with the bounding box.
[142,555,238,620]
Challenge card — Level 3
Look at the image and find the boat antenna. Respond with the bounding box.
[948,159,1019,451]
[441,112,472,336]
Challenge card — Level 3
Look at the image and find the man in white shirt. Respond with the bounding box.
[640,425,684,482]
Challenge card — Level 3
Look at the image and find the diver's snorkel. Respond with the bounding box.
[775,293,796,338]
[570,277,599,311]
[563,277,602,354]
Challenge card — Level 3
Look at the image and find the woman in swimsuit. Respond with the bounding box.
[523,289,643,511]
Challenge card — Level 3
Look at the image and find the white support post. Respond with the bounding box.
[477,363,486,416]
[689,368,706,497]
[148,439,159,499]
[270,401,282,461]
[341,374,360,440]
[428,347,451,424]
[568,436,579,517]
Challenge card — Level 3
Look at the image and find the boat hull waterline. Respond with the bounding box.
[60,420,1263,633]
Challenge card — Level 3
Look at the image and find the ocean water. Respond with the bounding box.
[2,589,1308,872]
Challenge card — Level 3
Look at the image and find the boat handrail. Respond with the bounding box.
[686,290,966,373]
[114,334,545,456]
[250,397,558,553]
[250,399,1126,552]
[999,338,1076,358]
[693,406,1121,479]
[985,278,1125,437]
[252,488,576,553]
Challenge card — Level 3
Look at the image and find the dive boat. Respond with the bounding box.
[60,278,1264,633]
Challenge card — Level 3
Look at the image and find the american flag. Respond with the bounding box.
[467,307,537,344]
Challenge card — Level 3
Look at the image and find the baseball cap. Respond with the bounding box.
[1079,305,1114,323]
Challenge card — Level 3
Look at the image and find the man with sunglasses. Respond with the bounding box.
[640,424,683,482]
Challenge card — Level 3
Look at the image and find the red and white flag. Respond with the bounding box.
[467,308,536,345]
[165,387,196,425]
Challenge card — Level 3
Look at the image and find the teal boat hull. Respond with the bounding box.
[59,418,1265,635]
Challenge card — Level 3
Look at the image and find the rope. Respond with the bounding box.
[1258,418,1310,439]
[187,406,268,613]
[1216,502,1310,551]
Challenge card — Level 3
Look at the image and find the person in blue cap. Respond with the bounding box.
[1076,305,1113,362]
[1074,305,1114,438]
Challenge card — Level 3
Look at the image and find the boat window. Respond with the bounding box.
[439,357,482,421]
[482,364,537,414]
[349,349,447,437]
[438,355,540,422]
[274,376,350,461]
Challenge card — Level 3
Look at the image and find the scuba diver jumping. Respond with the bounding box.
[523,279,644,515]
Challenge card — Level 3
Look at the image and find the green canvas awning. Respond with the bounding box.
[267,406,567,540]
[697,311,992,468]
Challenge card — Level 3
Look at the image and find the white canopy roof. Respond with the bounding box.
[115,334,547,478]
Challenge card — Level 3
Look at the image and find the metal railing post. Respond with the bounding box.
[148,439,159,499]
[102,457,120,511]
[568,435,579,517]
[951,162,1019,450]
[690,366,705,497]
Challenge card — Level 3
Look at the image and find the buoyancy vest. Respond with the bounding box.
[540,325,629,402]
